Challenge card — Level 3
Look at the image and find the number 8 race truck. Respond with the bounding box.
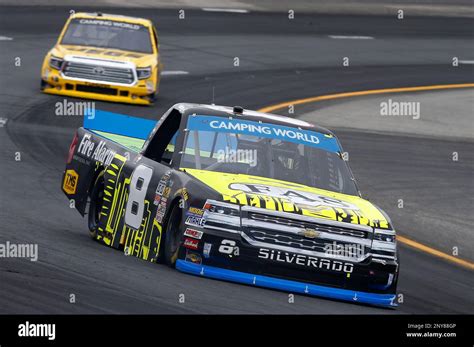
[41,12,162,105]
[61,103,399,307]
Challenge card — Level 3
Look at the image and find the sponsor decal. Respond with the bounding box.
[185,250,202,264]
[77,18,143,31]
[181,188,189,201]
[218,239,239,257]
[228,183,359,210]
[203,243,212,258]
[155,199,167,224]
[258,248,354,274]
[187,115,340,152]
[153,194,162,205]
[184,228,203,240]
[183,238,199,250]
[162,186,171,199]
[63,169,79,194]
[77,134,116,166]
[153,172,172,207]
[155,211,165,224]
[188,207,204,216]
[185,215,205,227]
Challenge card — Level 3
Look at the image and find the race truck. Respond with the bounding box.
[41,12,161,105]
[62,103,399,307]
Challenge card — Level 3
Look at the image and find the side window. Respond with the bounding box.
[143,109,181,165]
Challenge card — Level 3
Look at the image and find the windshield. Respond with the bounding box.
[180,115,358,196]
[61,18,153,53]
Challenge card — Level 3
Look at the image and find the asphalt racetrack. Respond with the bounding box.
[0,6,473,313]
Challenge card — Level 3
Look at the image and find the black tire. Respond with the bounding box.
[40,79,47,91]
[163,204,183,267]
[88,172,105,239]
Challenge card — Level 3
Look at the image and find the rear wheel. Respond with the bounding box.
[88,172,105,239]
[163,204,183,267]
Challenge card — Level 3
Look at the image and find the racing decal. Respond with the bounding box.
[228,183,359,210]
[258,248,354,274]
[185,250,202,264]
[203,243,212,258]
[187,115,340,152]
[155,199,167,224]
[183,168,392,229]
[94,153,162,261]
[184,228,203,239]
[185,215,205,227]
[96,154,128,246]
[76,18,145,31]
[185,206,206,227]
[181,188,189,201]
[183,238,199,250]
[63,169,78,195]
[125,164,154,230]
[188,207,204,216]
[153,171,172,224]
[218,240,239,257]
[77,133,116,166]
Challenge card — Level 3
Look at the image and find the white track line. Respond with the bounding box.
[328,35,374,40]
[202,8,249,13]
[161,70,189,76]
[0,36,13,41]
[459,60,474,65]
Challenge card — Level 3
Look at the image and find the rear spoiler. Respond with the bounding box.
[83,109,156,140]
[83,109,157,152]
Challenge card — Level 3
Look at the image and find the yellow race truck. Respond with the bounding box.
[41,12,162,105]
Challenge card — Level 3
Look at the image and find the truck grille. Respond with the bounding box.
[62,61,135,85]
[243,212,371,261]
[248,212,368,239]
[249,229,329,253]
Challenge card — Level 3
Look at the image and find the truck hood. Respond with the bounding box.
[53,44,155,66]
[183,168,392,230]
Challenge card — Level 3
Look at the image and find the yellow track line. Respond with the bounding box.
[258,82,474,270]
[258,83,474,113]
[397,236,474,270]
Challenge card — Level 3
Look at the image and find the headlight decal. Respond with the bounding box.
[137,66,152,80]
[49,56,64,70]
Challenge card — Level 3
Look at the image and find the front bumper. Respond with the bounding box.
[176,227,399,307]
[177,260,397,307]
[41,69,155,105]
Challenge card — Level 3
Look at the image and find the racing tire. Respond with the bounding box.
[88,171,105,240]
[163,204,184,267]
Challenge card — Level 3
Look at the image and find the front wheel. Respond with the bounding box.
[163,204,183,267]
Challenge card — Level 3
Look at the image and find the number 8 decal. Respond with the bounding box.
[125,164,153,230]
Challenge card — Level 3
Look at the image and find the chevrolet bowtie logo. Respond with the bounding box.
[299,228,320,239]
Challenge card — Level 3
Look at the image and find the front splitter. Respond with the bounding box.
[176,259,397,308]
